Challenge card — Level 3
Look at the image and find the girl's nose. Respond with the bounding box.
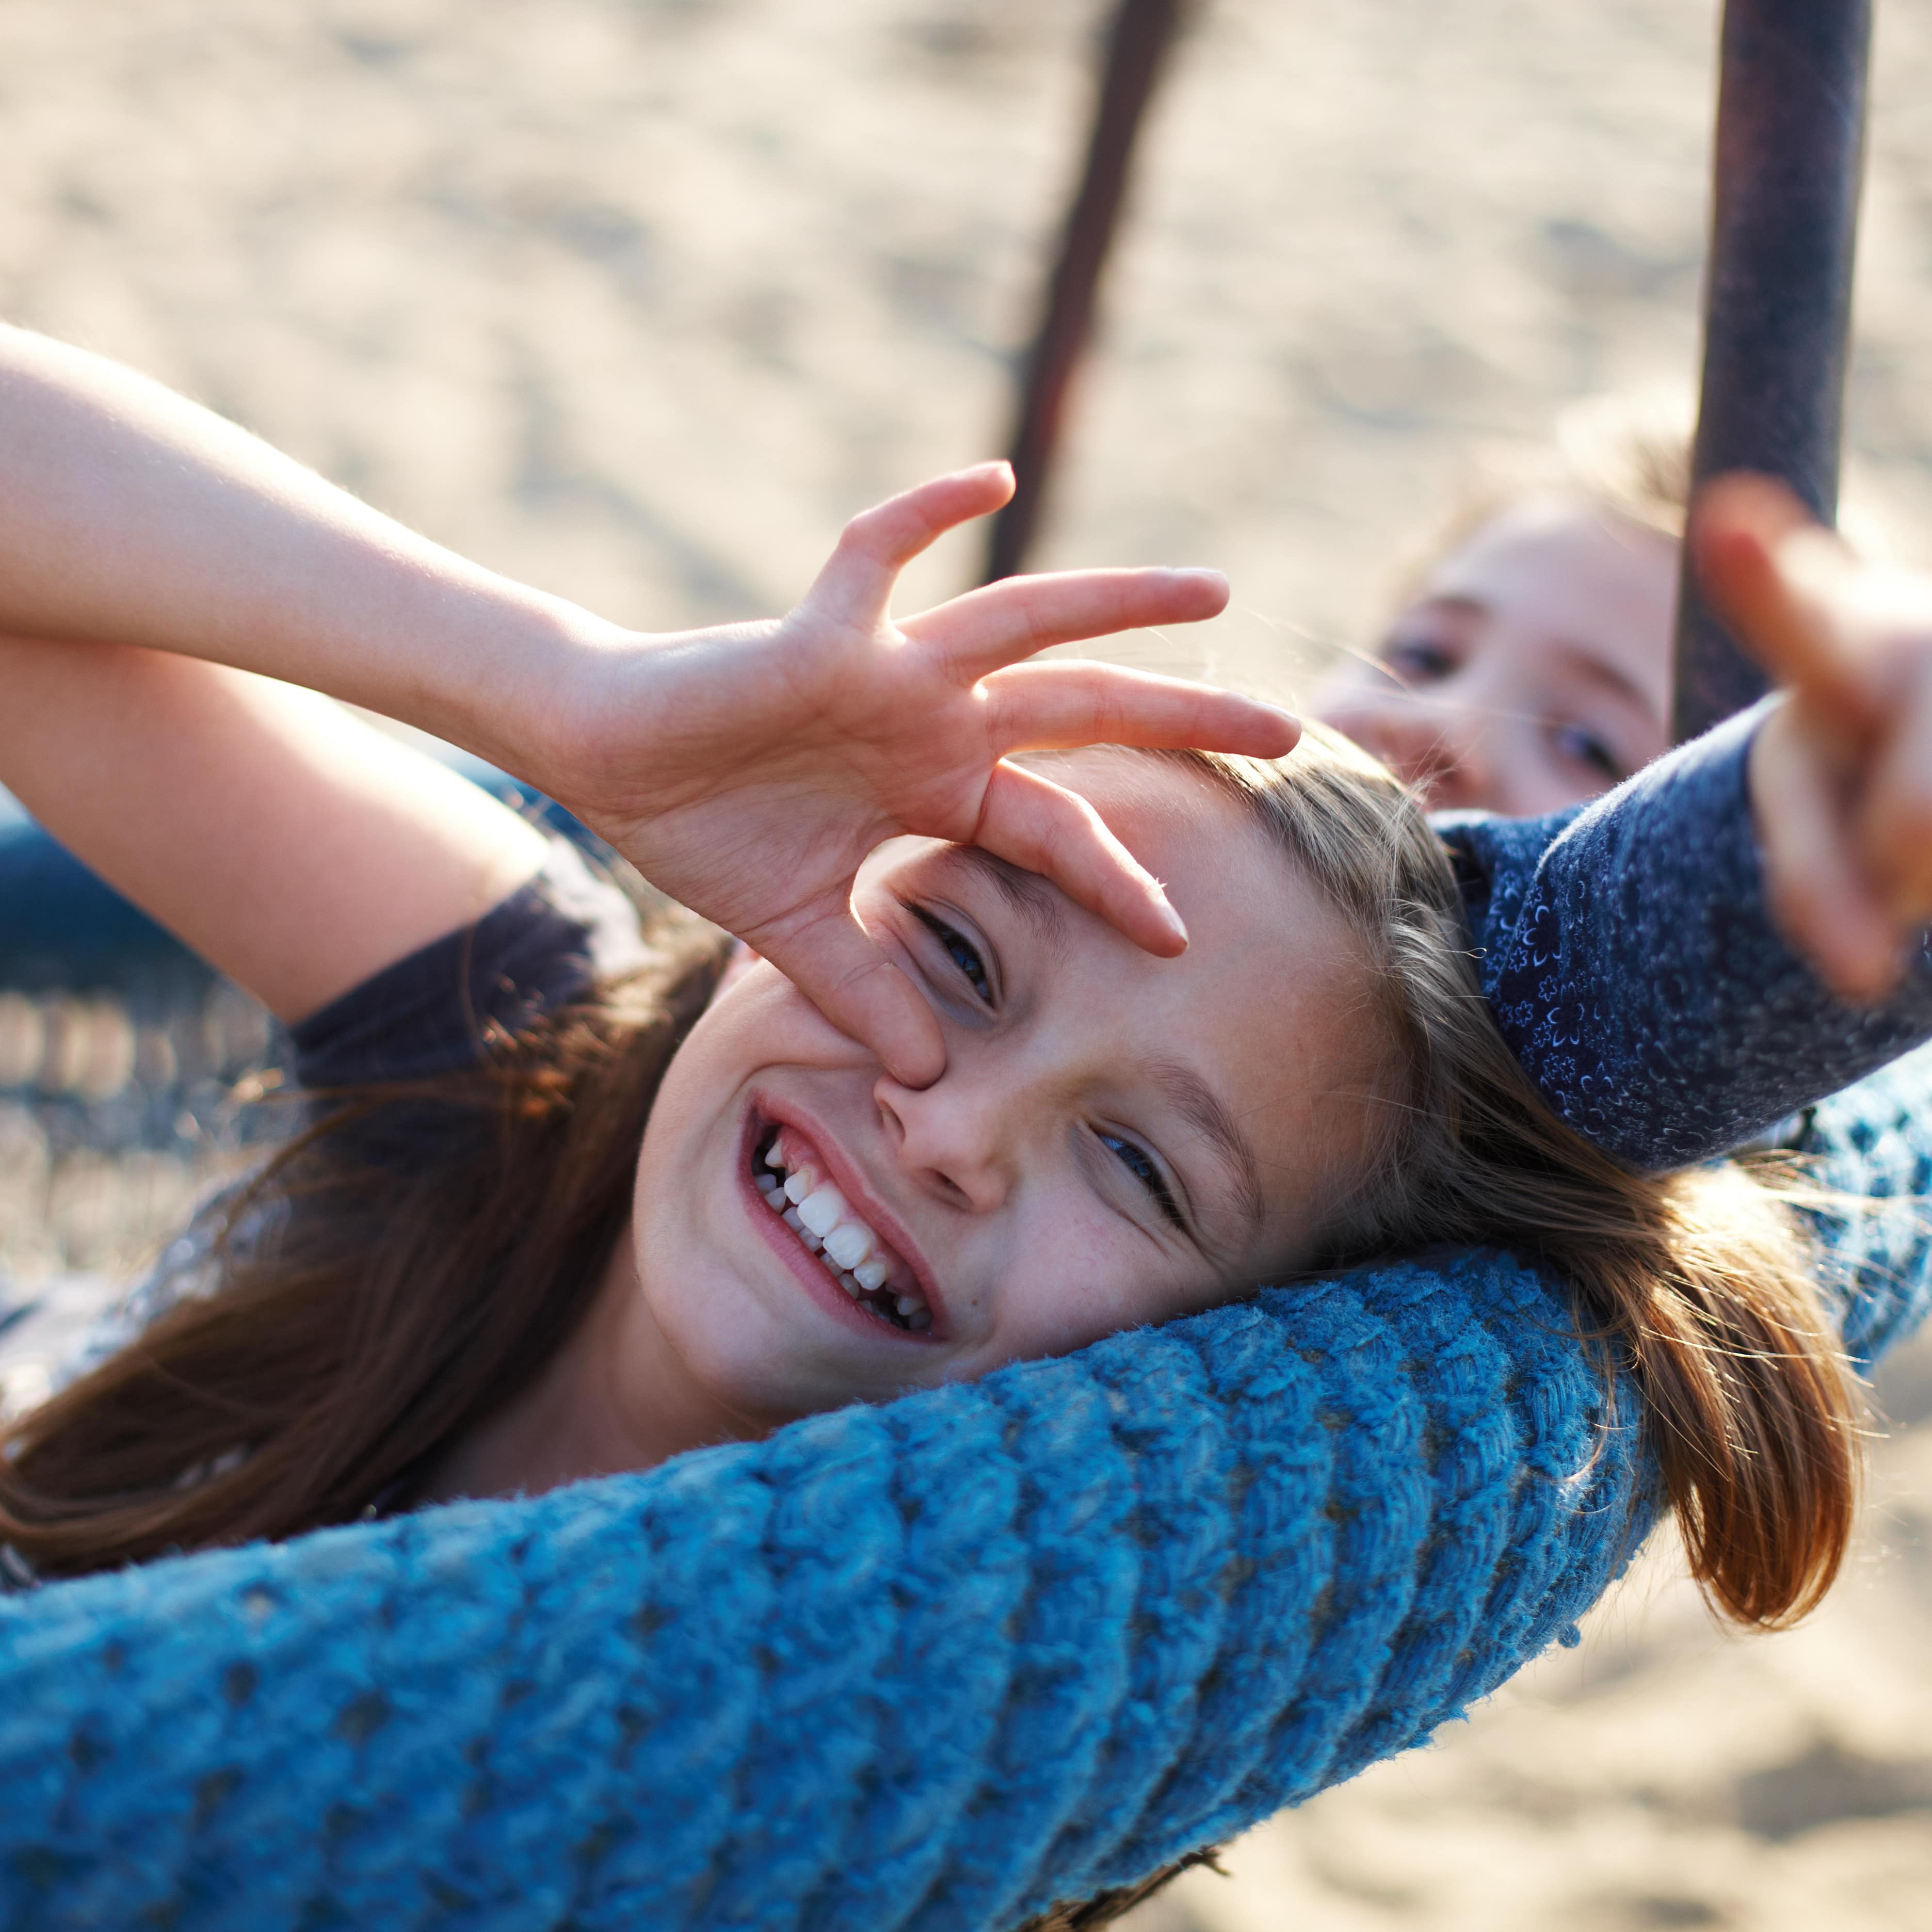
[873,1066,1015,1214]
[1320,685,1497,811]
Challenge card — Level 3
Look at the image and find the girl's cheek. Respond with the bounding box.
[997,1216,1162,1356]
[688,960,864,1069]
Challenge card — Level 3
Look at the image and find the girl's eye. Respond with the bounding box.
[1381,635,1458,686]
[1098,1131,1185,1231]
[1550,722,1624,786]
[912,906,992,1004]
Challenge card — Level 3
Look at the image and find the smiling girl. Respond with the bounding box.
[1,332,1927,1638]
[391,735,1384,1509]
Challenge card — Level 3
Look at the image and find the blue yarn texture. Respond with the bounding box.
[1439,701,1932,1169]
[0,1251,1656,1928]
[1,1080,1926,1932]
[1,716,1929,1928]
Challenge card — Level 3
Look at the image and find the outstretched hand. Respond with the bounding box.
[1695,473,1932,1002]
[548,464,1298,1083]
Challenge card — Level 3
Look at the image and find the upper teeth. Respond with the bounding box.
[755,1131,931,1330]
[797,1186,845,1237]
[822,1222,871,1269]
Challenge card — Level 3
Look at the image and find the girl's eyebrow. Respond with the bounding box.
[938,845,1069,961]
[1149,1057,1265,1231]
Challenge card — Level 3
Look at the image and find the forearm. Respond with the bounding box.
[1442,703,1932,1168]
[0,326,608,776]
[0,636,546,1021]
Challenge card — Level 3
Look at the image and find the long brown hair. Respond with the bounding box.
[1,732,1860,1627]
[1162,729,1859,1629]
[0,903,729,1578]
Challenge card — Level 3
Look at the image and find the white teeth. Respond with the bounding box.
[797,1185,846,1236]
[822,1222,872,1270]
[759,1134,927,1329]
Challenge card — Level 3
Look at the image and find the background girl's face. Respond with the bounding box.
[606,756,1381,1446]
[1316,495,1676,817]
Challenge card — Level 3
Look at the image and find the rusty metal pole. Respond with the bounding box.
[981,0,1189,584]
[1673,0,1872,742]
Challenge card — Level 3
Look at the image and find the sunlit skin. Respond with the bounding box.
[434,754,1382,1497]
[1316,495,1677,816]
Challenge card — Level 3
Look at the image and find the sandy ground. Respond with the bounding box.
[3,1,1932,1924]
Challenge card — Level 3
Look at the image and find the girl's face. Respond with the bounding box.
[601,756,1380,1450]
[1316,495,1676,816]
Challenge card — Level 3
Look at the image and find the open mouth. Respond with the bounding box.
[750,1122,933,1332]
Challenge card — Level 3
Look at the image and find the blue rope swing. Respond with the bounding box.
[0,1251,1647,1929]
[2,1024,1928,1930]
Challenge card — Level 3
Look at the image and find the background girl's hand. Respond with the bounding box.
[548,463,1298,1084]
[1695,473,1932,1001]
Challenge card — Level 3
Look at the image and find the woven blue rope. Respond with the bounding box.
[6,1032,1929,1931]
[0,1248,1650,1931]
[1,1052,1928,1931]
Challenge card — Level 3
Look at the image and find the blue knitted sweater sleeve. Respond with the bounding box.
[1440,702,1932,1169]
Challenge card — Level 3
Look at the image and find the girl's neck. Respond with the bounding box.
[415,1225,756,1505]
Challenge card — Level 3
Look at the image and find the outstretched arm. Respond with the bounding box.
[0,329,1295,1058]
[1443,477,1932,1168]
[0,323,574,1019]
[0,325,595,764]
[1441,703,1932,1167]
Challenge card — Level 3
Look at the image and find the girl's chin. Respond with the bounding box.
[637,1263,864,1412]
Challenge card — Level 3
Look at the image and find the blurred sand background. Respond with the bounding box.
[1,1,1931,1925]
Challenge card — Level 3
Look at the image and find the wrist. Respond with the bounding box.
[358,566,637,795]
[498,609,670,816]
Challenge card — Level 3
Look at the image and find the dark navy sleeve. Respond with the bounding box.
[286,839,645,1091]
[1436,700,1932,1170]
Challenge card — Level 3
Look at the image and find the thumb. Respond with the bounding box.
[762,904,947,1088]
